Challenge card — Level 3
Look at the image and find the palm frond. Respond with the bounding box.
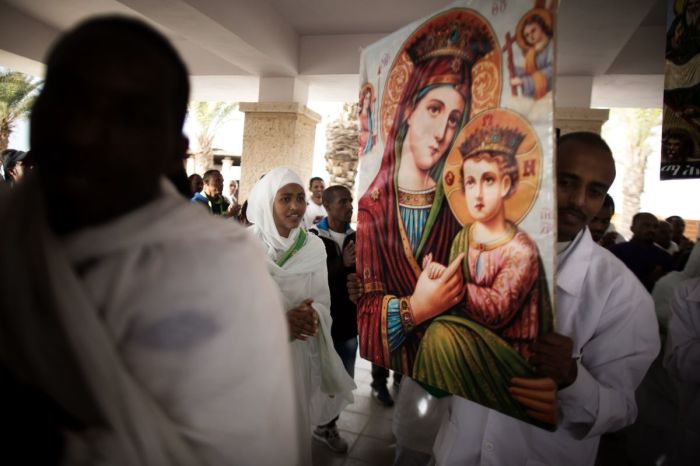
[0,71,42,132]
[188,100,239,154]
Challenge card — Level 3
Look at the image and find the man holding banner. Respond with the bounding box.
[431,133,659,466]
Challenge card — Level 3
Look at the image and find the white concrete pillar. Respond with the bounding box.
[258,77,309,104]
[221,156,234,200]
[185,156,196,176]
[555,108,610,136]
[238,102,321,201]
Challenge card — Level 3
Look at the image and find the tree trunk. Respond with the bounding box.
[324,103,359,189]
[619,148,649,239]
[0,123,11,154]
[193,152,213,176]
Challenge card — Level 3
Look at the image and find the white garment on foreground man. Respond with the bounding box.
[0,17,298,465]
[664,276,700,464]
[431,132,659,466]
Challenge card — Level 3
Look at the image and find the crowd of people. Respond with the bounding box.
[0,15,698,466]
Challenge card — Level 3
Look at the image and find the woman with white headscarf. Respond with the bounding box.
[247,167,355,464]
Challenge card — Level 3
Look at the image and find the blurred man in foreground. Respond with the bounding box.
[0,16,298,465]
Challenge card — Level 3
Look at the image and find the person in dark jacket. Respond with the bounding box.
[309,185,358,375]
[310,185,399,409]
[308,185,357,453]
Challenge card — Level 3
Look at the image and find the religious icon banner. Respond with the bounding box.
[355,0,558,429]
[662,0,700,180]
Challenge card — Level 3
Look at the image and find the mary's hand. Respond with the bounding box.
[409,253,465,325]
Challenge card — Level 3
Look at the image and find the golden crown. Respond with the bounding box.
[460,126,525,159]
[407,16,493,65]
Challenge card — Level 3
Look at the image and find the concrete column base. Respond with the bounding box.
[555,108,610,136]
[239,102,321,200]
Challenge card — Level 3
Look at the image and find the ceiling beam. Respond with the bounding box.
[0,2,59,65]
[119,0,299,76]
[557,0,658,75]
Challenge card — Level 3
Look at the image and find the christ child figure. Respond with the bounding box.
[423,126,546,360]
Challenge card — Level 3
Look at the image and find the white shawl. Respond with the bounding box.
[653,243,700,332]
[0,177,298,465]
[247,168,355,426]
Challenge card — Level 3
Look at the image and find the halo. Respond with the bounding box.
[379,8,502,143]
[442,108,542,226]
[359,82,375,103]
[515,8,553,51]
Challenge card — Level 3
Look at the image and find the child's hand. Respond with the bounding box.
[421,252,448,279]
[421,253,434,270]
[410,253,465,325]
[427,262,446,280]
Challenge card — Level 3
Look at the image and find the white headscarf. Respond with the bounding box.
[247,167,305,257]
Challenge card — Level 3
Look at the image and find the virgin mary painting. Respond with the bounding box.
[356,9,501,376]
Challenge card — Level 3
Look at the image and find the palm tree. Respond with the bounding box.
[616,108,662,238]
[324,103,359,189]
[189,101,238,174]
[0,70,41,153]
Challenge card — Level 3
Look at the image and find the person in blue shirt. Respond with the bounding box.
[191,169,237,217]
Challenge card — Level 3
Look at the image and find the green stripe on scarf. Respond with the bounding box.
[276,229,308,267]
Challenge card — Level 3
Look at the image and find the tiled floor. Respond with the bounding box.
[312,355,397,466]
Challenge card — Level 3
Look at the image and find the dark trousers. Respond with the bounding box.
[371,364,402,388]
[333,337,358,379]
[320,337,358,429]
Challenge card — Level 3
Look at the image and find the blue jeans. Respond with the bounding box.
[333,337,358,379]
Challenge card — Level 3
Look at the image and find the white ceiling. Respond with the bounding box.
[0,0,666,107]
[266,0,457,34]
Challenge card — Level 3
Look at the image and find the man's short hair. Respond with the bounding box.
[203,170,221,184]
[322,185,351,205]
[309,177,324,188]
[602,194,615,212]
[666,215,685,226]
[632,212,656,226]
[557,131,613,156]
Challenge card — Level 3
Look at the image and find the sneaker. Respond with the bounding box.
[313,425,348,454]
[372,384,394,407]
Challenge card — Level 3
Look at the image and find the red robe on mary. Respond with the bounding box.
[356,155,459,375]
